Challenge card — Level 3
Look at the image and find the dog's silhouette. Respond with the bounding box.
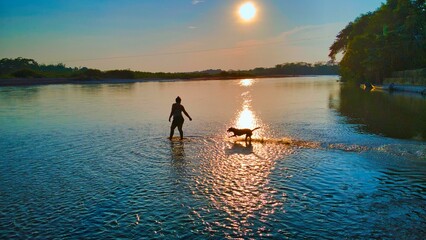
[227,127,260,143]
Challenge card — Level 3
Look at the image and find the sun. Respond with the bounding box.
[238,2,257,21]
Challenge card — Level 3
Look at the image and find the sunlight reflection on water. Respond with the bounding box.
[232,79,268,139]
[187,78,300,236]
[193,136,295,236]
[239,79,254,87]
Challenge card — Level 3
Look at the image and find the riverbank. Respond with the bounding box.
[0,78,172,87]
[384,68,426,86]
[0,74,299,87]
[375,84,426,95]
[361,83,426,96]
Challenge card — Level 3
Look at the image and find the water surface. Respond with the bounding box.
[1,77,425,239]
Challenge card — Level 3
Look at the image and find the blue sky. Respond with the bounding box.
[0,0,384,72]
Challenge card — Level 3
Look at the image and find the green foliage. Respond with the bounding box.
[251,62,339,76]
[0,57,38,75]
[104,70,135,79]
[12,69,44,78]
[330,0,426,84]
[0,57,339,81]
[1,57,81,78]
[71,68,103,79]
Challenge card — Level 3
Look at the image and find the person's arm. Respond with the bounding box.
[169,104,174,122]
[182,106,192,121]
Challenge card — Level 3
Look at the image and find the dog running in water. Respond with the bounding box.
[227,127,261,143]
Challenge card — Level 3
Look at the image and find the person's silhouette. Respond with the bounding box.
[168,96,192,140]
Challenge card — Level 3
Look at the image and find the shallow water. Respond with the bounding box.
[1,77,425,239]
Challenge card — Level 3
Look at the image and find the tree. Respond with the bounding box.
[329,0,426,84]
[0,57,39,74]
[12,69,43,78]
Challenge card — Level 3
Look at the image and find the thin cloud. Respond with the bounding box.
[188,26,198,29]
[241,22,345,47]
[192,0,204,5]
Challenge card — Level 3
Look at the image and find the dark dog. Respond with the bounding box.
[227,127,260,143]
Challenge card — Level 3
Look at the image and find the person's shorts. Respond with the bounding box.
[171,116,184,128]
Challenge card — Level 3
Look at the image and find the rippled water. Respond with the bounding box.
[1,77,426,239]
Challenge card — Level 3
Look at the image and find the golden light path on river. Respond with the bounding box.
[235,79,266,138]
[192,78,295,235]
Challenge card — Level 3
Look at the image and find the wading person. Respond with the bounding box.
[169,96,192,140]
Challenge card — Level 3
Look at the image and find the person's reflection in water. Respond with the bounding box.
[170,141,185,162]
[170,140,188,178]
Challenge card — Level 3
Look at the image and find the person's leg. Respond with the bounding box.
[178,123,183,140]
[169,122,177,139]
[169,128,174,139]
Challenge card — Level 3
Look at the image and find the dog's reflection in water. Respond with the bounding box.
[226,141,264,159]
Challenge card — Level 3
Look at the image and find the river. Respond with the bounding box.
[0,76,425,239]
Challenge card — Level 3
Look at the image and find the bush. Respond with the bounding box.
[73,69,103,79]
[12,69,44,78]
[104,70,134,79]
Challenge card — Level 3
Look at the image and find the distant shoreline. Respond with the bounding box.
[0,74,317,87]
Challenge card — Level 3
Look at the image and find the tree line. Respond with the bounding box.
[0,57,339,80]
[329,0,426,84]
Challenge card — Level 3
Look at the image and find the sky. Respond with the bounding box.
[0,0,385,72]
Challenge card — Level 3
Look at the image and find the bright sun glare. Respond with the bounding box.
[237,107,256,129]
[238,2,257,21]
[240,79,254,87]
